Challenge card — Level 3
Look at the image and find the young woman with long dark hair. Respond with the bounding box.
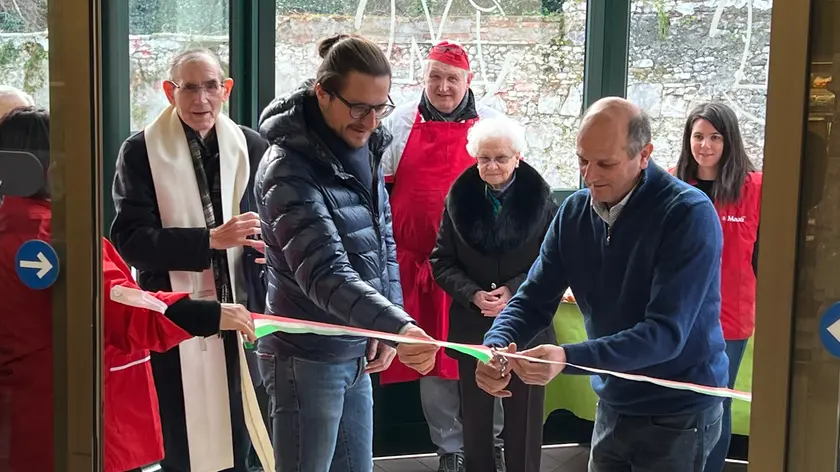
[674,102,762,472]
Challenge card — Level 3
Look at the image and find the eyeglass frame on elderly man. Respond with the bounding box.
[476,155,516,166]
[166,79,227,96]
[329,91,396,120]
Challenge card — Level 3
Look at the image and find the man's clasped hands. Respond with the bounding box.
[398,338,570,398]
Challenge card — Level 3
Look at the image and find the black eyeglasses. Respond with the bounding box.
[330,92,396,120]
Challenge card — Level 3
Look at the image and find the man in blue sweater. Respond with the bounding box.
[476,97,729,471]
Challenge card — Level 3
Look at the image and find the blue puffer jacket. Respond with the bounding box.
[255,82,414,361]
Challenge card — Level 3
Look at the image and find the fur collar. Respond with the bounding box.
[447,160,554,254]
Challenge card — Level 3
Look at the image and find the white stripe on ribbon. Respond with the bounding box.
[109,356,151,372]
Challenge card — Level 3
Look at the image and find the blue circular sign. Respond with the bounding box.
[819,302,840,358]
[14,239,59,290]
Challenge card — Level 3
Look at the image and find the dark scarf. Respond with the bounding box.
[484,172,517,217]
[183,122,233,303]
[419,89,478,122]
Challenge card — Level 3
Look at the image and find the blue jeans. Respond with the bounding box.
[256,352,372,472]
[703,338,749,472]
[588,401,723,472]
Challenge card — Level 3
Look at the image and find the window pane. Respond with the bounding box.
[627,0,772,172]
[626,1,773,457]
[128,0,230,130]
[274,1,588,189]
[0,0,50,109]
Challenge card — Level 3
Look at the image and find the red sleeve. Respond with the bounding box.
[102,238,193,354]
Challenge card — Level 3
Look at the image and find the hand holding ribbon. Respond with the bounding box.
[507,344,566,386]
[250,313,752,403]
[476,343,517,398]
[395,325,440,375]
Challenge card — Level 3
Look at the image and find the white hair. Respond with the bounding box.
[0,86,35,106]
[168,48,224,81]
[423,59,470,80]
[466,116,528,158]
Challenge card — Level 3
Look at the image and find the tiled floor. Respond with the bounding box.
[144,446,748,472]
[373,446,750,472]
[374,445,587,471]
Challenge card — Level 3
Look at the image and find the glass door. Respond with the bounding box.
[0,0,105,470]
[749,0,840,469]
[48,0,104,470]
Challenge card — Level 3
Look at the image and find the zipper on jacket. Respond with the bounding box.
[370,151,387,243]
[370,159,383,244]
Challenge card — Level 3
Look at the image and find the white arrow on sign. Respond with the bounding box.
[829,319,840,342]
[19,251,53,279]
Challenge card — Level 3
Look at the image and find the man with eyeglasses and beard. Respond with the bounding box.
[379,40,506,472]
[254,34,439,472]
[110,48,270,472]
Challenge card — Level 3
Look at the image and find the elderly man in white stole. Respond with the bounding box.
[110,49,272,472]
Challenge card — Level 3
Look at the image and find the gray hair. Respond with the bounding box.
[423,59,470,80]
[466,116,528,157]
[627,109,652,158]
[0,86,35,107]
[168,48,225,81]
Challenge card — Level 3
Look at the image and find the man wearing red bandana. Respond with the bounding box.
[380,40,505,472]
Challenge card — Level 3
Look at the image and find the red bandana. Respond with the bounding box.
[427,41,470,71]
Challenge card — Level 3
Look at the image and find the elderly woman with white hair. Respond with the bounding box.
[0,86,35,120]
[430,116,558,472]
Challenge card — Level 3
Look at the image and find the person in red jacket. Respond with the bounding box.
[672,102,761,472]
[0,107,257,472]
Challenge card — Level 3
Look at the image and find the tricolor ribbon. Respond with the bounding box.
[252,314,752,403]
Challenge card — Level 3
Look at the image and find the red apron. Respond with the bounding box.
[380,112,478,385]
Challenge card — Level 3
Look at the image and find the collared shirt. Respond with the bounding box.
[591,178,640,227]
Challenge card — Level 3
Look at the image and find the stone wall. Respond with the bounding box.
[0,0,771,188]
[629,0,772,174]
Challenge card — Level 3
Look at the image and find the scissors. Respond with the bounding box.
[490,347,509,378]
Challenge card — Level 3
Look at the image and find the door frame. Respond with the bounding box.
[48,0,104,469]
[747,0,819,470]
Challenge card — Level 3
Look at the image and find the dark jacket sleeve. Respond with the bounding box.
[502,199,559,294]
[502,273,527,295]
[262,156,414,334]
[430,207,482,308]
[109,133,212,272]
[380,179,404,307]
[164,298,222,338]
[240,127,271,313]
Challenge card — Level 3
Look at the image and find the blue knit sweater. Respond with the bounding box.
[484,163,729,416]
